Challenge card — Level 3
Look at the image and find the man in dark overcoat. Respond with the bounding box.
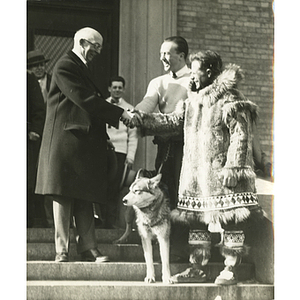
[27,49,53,227]
[27,71,46,227]
[35,27,132,262]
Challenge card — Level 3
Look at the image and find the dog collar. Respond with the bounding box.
[143,217,164,228]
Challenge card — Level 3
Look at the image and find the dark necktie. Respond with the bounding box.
[172,71,177,79]
[111,98,119,104]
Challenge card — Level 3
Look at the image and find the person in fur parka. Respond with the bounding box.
[129,50,263,285]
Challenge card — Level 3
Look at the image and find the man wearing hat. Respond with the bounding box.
[27,70,46,227]
[27,49,52,104]
[28,49,53,227]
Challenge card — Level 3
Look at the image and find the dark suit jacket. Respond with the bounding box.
[27,71,46,190]
[35,51,123,203]
[27,71,46,137]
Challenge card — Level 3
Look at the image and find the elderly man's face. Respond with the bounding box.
[82,35,103,63]
[29,62,46,80]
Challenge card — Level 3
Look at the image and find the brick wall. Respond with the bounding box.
[177,0,274,162]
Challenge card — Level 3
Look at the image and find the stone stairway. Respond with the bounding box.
[27,221,274,300]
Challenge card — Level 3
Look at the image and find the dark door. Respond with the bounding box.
[27,0,120,97]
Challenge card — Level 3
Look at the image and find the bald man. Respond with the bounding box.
[35,27,132,262]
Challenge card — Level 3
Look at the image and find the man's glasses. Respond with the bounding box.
[83,39,102,51]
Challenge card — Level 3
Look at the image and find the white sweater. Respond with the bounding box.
[106,97,138,162]
[135,65,191,114]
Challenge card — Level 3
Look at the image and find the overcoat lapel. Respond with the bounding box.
[67,50,103,97]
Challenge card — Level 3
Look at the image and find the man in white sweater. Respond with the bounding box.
[135,36,190,211]
[105,76,138,228]
[135,36,191,261]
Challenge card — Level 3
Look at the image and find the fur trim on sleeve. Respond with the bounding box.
[138,100,185,137]
[218,167,256,184]
[222,99,258,126]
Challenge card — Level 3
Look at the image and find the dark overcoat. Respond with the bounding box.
[27,71,46,190]
[35,51,123,203]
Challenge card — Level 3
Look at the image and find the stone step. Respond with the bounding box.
[27,243,156,262]
[27,280,274,300]
[27,261,254,282]
[27,228,141,244]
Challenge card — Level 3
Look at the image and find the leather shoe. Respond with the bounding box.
[55,252,69,262]
[170,267,207,283]
[81,248,110,263]
[214,266,238,285]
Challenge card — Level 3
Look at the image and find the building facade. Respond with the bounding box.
[28,0,274,170]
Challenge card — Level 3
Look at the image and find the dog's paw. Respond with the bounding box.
[144,277,156,283]
[162,277,173,284]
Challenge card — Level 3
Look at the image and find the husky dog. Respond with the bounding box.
[113,169,156,245]
[122,170,171,284]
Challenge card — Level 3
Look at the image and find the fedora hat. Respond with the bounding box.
[27,49,50,67]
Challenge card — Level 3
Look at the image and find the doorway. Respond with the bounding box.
[27,0,120,96]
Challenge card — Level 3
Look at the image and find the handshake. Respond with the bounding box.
[120,109,143,128]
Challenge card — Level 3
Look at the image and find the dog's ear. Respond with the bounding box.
[149,173,162,188]
[136,168,144,179]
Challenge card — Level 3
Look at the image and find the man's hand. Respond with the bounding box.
[125,158,134,169]
[189,77,198,92]
[120,110,133,127]
[126,109,144,128]
[28,131,40,141]
[120,109,143,128]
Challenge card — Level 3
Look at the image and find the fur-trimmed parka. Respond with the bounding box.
[136,64,261,227]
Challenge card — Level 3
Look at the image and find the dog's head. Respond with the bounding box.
[122,170,163,209]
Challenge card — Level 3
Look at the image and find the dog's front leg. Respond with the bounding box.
[141,236,155,283]
[157,235,171,284]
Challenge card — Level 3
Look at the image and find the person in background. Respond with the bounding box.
[27,49,54,227]
[35,27,132,263]
[129,50,264,285]
[103,76,138,229]
[27,71,46,227]
[27,49,52,104]
[135,36,190,211]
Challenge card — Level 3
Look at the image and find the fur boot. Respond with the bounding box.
[170,230,211,283]
[215,230,249,285]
